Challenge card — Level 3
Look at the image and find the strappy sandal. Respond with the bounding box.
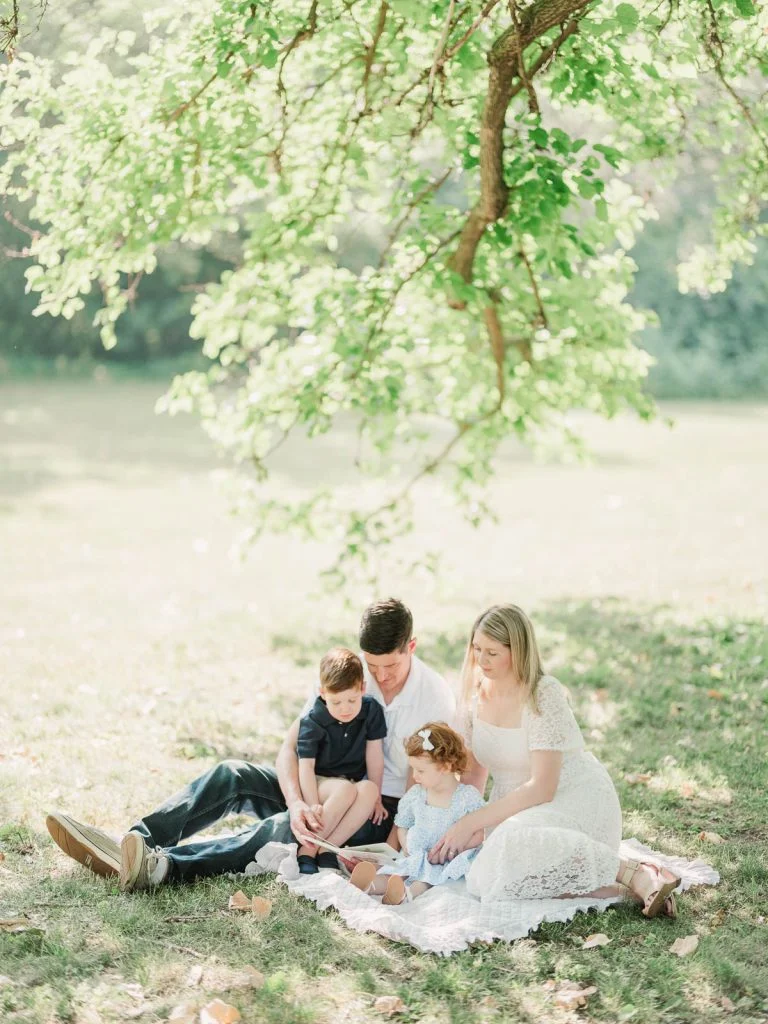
[619,859,681,919]
[350,861,377,893]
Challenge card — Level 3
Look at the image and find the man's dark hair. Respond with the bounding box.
[359,598,413,655]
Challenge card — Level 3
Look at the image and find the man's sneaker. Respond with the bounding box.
[46,812,121,877]
[120,831,169,892]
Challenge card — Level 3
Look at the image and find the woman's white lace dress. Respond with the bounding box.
[465,675,622,902]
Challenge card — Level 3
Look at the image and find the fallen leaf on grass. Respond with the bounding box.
[251,896,272,919]
[697,831,726,844]
[228,891,251,912]
[227,891,272,918]
[550,980,598,1010]
[670,935,699,957]
[720,996,736,1013]
[168,1003,198,1024]
[0,852,5,862]
[200,999,241,1024]
[706,689,725,700]
[582,933,611,949]
[623,773,652,785]
[373,995,406,1016]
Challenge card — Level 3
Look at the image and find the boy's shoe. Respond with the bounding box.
[46,812,121,877]
[120,832,169,892]
[316,851,340,873]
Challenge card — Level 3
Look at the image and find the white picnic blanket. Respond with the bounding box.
[246,839,719,956]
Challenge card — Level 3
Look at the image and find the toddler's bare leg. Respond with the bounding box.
[322,780,379,847]
[350,862,390,895]
[408,881,432,898]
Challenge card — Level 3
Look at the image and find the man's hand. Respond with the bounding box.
[428,817,481,865]
[289,799,322,840]
[370,798,389,826]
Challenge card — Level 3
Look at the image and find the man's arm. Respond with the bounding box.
[276,716,322,836]
[365,739,387,825]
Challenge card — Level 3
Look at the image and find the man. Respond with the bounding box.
[47,599,455,891]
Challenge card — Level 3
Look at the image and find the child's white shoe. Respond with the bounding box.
[349,862,377,894]
[382,875,408,905]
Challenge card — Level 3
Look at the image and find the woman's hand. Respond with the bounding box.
[428,816,480,865]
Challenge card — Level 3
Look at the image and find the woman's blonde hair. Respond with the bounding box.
[460,605,544,712]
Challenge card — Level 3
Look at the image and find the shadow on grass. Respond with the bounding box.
[3,600,766,1023]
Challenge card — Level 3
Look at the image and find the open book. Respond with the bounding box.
[302,833,400,865]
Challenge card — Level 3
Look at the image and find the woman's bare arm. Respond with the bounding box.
[429,750,563,863]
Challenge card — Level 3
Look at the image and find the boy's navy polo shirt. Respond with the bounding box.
[297,694,387,781]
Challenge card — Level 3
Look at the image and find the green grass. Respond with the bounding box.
[1,379,767,1022]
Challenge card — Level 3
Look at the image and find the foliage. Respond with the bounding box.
[1,0,767,576]
[631,192,768,399]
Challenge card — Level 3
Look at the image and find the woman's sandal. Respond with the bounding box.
[619,859,680,919]
[350,861,377,893]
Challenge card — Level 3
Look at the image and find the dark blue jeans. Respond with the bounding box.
[130,759,397,881]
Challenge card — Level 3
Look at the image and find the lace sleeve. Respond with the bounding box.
[525,677,584,752]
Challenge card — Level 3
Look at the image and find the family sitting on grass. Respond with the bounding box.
[47,599,680,917]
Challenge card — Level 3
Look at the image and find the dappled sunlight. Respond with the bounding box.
[2,382,767,1023]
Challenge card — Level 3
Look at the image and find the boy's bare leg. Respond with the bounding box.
[298,778,358,858]
[321,780,379,847]
[316,778,360,837]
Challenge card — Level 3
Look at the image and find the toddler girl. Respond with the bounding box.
[350,721,485,904]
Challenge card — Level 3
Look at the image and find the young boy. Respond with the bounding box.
[295,647,388,873]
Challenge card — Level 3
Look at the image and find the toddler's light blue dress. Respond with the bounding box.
[378,783,486,886]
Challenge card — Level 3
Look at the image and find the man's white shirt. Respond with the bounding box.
[301,654,456,798]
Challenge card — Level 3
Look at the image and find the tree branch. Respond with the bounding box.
[361,1,389,109]
[508,0,539,114]
[518,243,547,327]
[448,3,590,293]
[704,0,768,161]
[378,168,453,269]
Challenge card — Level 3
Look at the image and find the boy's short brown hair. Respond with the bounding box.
[319,647,364,693]
[404,721,468,775]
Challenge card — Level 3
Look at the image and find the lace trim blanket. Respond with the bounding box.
[246,839,719,957]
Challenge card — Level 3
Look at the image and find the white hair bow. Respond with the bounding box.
[418,728,435,751]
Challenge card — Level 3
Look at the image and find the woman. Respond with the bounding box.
[430,605,679,917]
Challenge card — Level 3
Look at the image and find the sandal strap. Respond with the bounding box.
[617,858,640,888]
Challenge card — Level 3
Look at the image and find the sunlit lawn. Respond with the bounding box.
[1,377,767,1023]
